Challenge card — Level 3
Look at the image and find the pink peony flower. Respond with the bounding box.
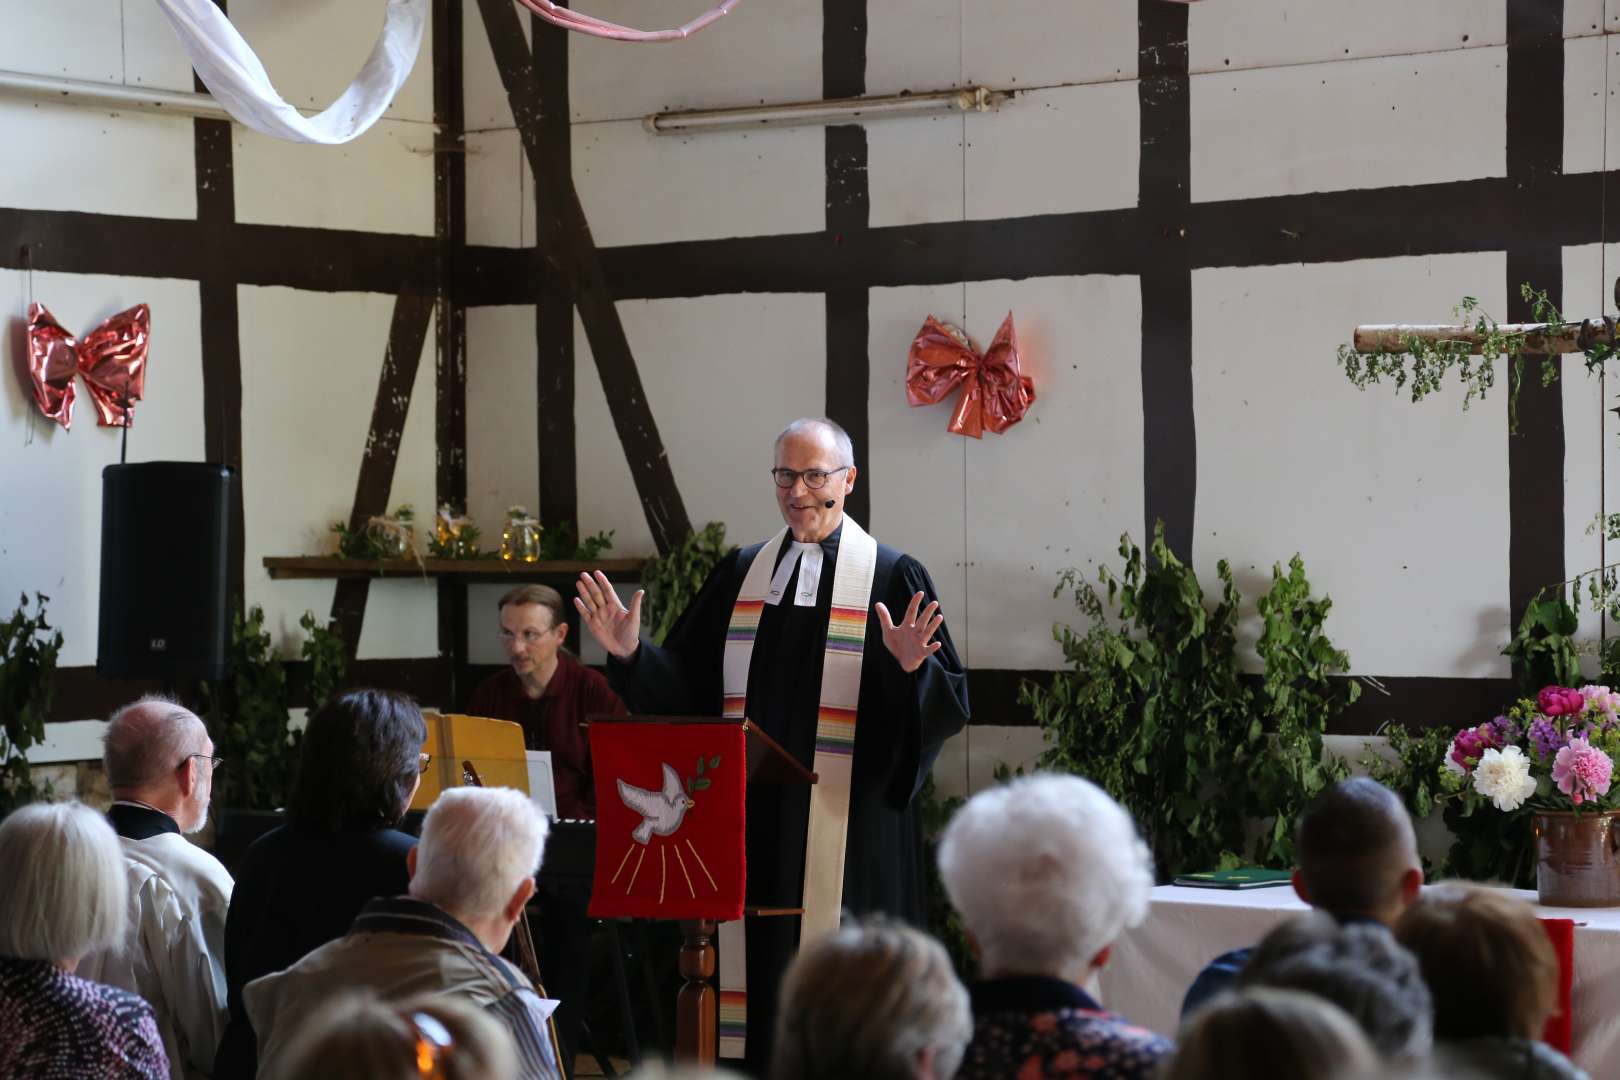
[1449,726,1499,772]
[1553,738,1614,806]
[1539,687,1587,717]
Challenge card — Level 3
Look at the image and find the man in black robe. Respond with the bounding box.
[573,416,971,1074]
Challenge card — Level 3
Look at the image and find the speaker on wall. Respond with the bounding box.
[97,462,237,683]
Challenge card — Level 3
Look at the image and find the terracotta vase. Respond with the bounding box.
[1533,810,1620,907]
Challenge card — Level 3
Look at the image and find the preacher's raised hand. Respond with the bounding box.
[874,590,944,674]
[574,570,643,661]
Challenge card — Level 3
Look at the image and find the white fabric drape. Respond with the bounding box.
[152,0,427,145]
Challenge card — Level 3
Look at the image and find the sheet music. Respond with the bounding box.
[525,751,558,819]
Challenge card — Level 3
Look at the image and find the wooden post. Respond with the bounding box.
[677,918,718,1064]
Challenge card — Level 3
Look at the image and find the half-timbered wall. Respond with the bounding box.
[7,2,1620,797]
[1,1,448,736]
[459,1,1620,793]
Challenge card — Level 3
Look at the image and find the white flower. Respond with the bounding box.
[1472,746,1538,812]
[1443,737,1467,777]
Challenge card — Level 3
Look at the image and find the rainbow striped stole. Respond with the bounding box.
[716,516,878,1060]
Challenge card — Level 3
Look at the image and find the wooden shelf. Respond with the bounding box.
[262,556,647,582]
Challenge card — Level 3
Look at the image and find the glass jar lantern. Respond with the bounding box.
[502,518,542,563]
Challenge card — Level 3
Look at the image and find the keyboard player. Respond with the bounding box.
[468,584,627,1078]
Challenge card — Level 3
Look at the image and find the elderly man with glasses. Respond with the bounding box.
[574,416,972,1073]
[80,693,235,1080]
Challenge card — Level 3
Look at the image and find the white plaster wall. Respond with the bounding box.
[0,0,442,694]
[466,304,541,532]
[238,287,438,660]
[1191,47,1506,204]
[1561,244,1620,668]
[0,272,205,667]
[439,0,1616,714]
[1192,254,1511,678]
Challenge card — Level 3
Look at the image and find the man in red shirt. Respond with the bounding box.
[468,584,626,819]
[466,583,626,1077]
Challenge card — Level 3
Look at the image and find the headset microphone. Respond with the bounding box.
[824,499,836,509]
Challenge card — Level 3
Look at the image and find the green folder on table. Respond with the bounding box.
[1173,868,1295,890]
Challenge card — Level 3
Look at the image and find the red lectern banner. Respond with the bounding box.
[587,721,747,921]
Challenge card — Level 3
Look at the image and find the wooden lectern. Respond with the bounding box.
[587,715,816,1065]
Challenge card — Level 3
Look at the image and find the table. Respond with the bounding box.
[1097,885,1620,1075]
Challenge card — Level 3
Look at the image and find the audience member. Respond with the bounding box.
[246,786,560,1080]
[1182,777,1423,1016]
[773,918,972,1080]
[1167,987,1378,1080]
[80,694,234,1080]
[1396,884,1588,1080]
[213,688,426,1078]
[0,801,169,1078]
[277,993,517,1080]
[939,773,1173,1079]
[1239,912,1431,1061]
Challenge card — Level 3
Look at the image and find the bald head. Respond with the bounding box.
[1295,778,1421,921]
[775,417,854,466]
[104,695,215,833]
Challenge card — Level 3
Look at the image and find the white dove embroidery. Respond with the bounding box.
[618,762,696,845]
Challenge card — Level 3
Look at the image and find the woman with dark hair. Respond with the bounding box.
[213,689,428,1078]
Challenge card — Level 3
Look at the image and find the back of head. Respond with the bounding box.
[1394,883,1558,1041]
[412,786,549,918]
[773,919,972,1080]
[0,801,128,963]
[1168,987,1380,1080]
[1242,916,1433,1060]
[289,688,426,830]
[103,693,205,791]
[277,992,517,1080]
[937,773,1153,978]
[1295,778,1418,917]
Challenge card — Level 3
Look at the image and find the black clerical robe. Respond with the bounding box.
[608,521,971,1073]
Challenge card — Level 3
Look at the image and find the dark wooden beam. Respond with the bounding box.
[533,7,579,534]
[1137,0,1195,561]
[473,0,691,552]
[1504,0,1567,630]
[329,294,437,657]
[823,0,871,526]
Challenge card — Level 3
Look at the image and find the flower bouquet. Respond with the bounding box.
[1443,685,1620,905]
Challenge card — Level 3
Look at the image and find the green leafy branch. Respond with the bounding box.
[684,754,722,796]
[1338,283,1619,431]
[0,594,63,816]
[1020,523,1355,879]
[643,522,735,646]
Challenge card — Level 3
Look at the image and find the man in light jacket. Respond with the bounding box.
[81,694,234,1079]
[245,785,562,1080]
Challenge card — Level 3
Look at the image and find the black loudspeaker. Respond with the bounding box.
[98,462,237,682]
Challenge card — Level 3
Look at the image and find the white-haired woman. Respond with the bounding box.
[0,801,169,1078]
[773,918,972,1080]
[940,773,1172,1080]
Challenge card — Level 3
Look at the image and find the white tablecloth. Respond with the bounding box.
[1097,885,1620,1076]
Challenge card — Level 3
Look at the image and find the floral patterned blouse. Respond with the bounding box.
[0,955,168,1078]
[957,975,1174,1080]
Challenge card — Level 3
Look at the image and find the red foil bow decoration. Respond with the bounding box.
[26,302,150,429]
[905,312,1035,437]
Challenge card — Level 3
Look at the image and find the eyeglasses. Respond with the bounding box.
[180,753,225,772]
[496,627,558,645]
[408,1010,455,1078]
[419,752,432,774]
[770,466,851,490]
